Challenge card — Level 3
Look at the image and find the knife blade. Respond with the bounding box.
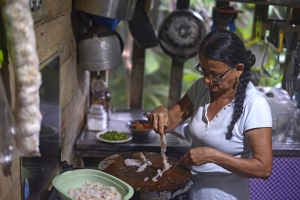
[166,129,186,140]
[142,112,186,140]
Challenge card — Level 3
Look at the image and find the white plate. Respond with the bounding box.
[96,130,132,143]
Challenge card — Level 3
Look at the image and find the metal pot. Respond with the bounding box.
[78,27,122,71]
[74,0,137,21]
[158,9,206,61]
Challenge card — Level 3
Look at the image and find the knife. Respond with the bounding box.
[166,129,186,140]
[142,112,186,140]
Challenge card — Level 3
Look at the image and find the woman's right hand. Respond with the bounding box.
[147,106,170,136]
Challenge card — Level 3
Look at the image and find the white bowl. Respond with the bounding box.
[96,130,132,143]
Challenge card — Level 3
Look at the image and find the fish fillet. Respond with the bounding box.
[152,134,171,181]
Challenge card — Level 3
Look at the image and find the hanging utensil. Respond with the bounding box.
[158,9,207,61]
[260,20,276,78]
[273,29,284,79]
[284,31,298,97]
[245,16,274,76]
[77,27,122,71]
[128,4,158,49]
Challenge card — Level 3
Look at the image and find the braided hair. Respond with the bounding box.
[197,29,256,140]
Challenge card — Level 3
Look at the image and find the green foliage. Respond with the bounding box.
[0,49,3,69]
[145,50,161,75]
[108,63,128,109]
[108,1,286,110]
[143,51,171,108]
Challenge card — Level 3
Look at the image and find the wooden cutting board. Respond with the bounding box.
[98,152,192,200]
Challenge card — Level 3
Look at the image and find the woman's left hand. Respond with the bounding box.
[180,147,214,166]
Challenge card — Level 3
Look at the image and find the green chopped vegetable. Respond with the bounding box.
[99,130,128,141]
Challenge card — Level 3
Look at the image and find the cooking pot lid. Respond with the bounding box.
[158,9,206,59]
[98,152,192,200]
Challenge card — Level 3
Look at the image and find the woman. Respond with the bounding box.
[147,29,273,200]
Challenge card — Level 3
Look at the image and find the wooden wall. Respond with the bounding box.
[0,0,89,199]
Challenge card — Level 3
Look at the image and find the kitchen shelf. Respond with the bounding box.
[75,109,300,164]
[217,0,300,8]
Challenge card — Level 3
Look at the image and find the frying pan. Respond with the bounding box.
[158,9,206,61]
[128,4,158,49]
[245,16,274,72]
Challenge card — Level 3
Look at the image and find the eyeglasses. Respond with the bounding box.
[195,63,234,82]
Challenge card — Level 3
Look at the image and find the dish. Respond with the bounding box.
[96,130,132,143]
[126,119,152,138]
[52,169,134,200]
[128,119,151,130]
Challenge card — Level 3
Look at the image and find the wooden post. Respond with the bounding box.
[130,40,145,108]
[168,58,184,108]
[215,1,229,7]
[166,0,189,108]
[291,8,300,25]
[129,0,148,108]
[253,5,269,40]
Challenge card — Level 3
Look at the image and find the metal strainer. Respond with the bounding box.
[245,16,274,75]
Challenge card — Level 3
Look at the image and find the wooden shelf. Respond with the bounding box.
[217,0,300,8]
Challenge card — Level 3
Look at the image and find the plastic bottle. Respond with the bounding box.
[87,104,107,131]
[91,75,111,119]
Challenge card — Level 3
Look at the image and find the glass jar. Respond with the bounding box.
[87,104,107,131]
[91,75,111,119]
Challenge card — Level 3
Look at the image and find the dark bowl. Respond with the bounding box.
[126,119,152,137]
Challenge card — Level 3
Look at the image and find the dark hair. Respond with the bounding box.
[197,29,256,140]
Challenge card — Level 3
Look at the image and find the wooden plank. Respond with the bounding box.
[35,14,76,65]
[168,58,184,108]
[44,0,72,23]
[291,8,300,24]
[215,1,230,7]
[166,0,189,108]
[0,158,21,200]
[216,0,300,8]
[176,0,190,9]
[130,40,145,108]
[129,0,149,108]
